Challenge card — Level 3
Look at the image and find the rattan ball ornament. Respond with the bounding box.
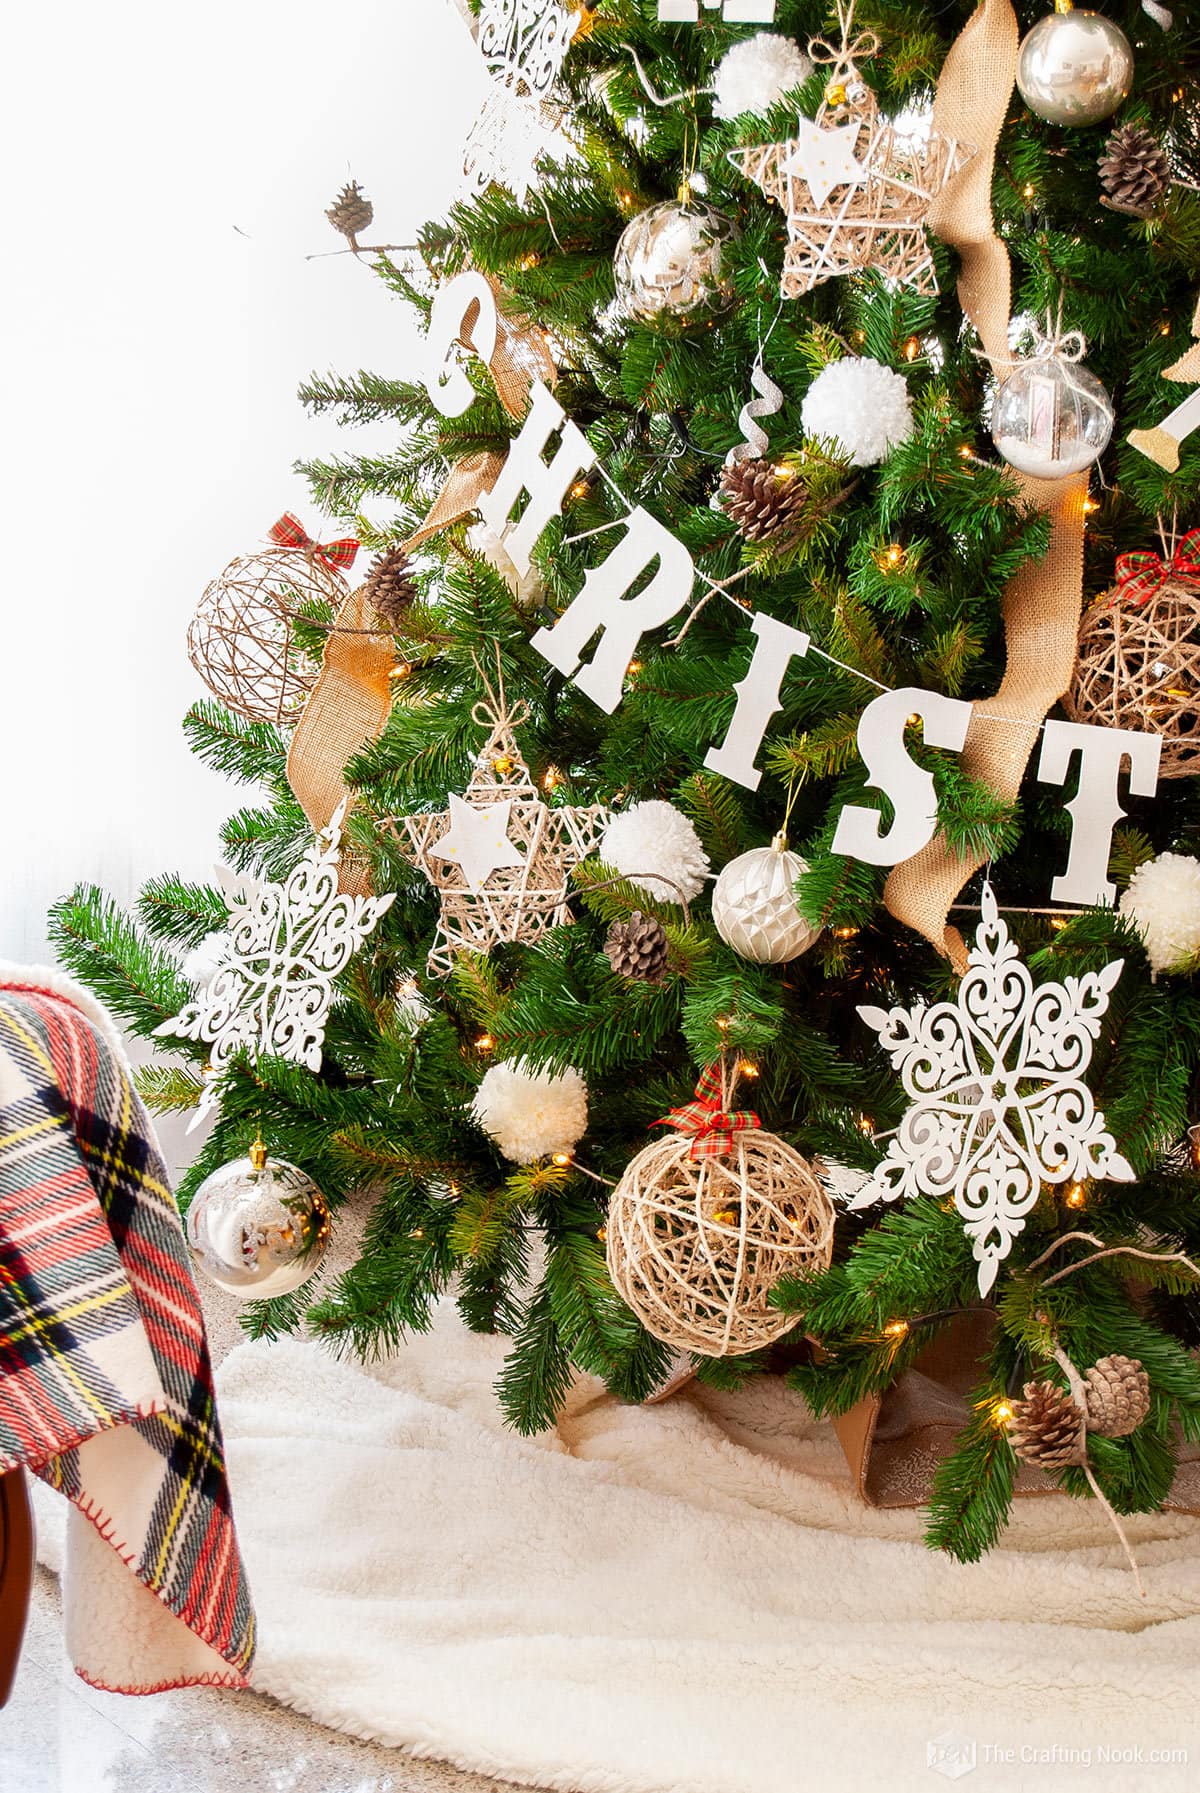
[712,838,819,964]
[188,545,350,724]
[613,199,740,326]
[186,1136,331,1301]
[1065,561,1200,779]
[605,1066,836,1357]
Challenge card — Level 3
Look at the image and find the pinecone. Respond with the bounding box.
[1099,125,1171,219]
[719,458,811,548]
[363,547,417,629]
[1083,1355,1151,1438]
[1008,1380,1084,1471]
[326,180,374,245]
[605,911,669,983]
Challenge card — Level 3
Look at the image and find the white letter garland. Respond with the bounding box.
[155,801,394,1128]
[388,693,608,977]
[850,884,1135,1296]
[658,1,776,20]
[1036,720,1162,908]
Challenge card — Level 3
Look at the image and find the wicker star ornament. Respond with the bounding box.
[730,6,973,298]
[388,693,607,977]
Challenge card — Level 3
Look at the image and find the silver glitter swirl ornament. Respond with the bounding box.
[1016,7,1134,128]
[186,1138,331,1300]
[711,838,819,964]
[613,199,740,325]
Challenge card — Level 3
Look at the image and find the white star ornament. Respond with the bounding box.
[850,885,1134,1296]
[785,118,867,210]
[429,793,526,892]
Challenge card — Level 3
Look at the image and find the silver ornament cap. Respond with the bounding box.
[186,1138,331,1300]
[712,837,819,964]
[1016,7,1134,128]
[613,198,740,325]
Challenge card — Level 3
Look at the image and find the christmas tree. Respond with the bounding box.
[51,0,1200,1569]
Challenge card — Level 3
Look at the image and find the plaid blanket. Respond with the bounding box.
[0,977,254,1690]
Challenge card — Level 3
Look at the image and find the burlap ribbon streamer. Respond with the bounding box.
[834,0,1090,1502]
[403,449,506,553]
[286,587,397,895]
[884,0,1088,972]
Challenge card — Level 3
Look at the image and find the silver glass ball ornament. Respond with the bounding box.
[711,838,819,965]
[1016,7,1134,128]
[613,198,740,326]
[186,1138,331,1300]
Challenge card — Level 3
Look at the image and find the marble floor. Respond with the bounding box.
[2,1569,528,1793]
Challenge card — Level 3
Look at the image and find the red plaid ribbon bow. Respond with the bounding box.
[268,512,359,571]
[1113,529,1200,606]
[656,1062,761,1161]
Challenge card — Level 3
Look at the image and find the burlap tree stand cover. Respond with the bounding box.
[833,1310,1200,1512]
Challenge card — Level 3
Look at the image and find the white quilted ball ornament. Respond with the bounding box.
[713,34,813,121]
[712,835,819,964]
[800,357,914,467]
[1119,852,1200,976]
[471,1058,589,1164]
[599,801,710,904]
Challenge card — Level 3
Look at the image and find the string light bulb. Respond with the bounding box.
[738,1058,760,1079]
[475,1033,494,1052]
[542,765,562,791]
[875,542,906,572]
[902,335,920,362]
[552,1152,573,1168]
[389,661,412,682]
[994,1399,1014,1427]
[1065,1182,1087,1209]
[884,1319,910,1339]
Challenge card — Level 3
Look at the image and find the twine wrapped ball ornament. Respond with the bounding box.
[605,1063,836,1356]
[188,514,357,724]
[1065,531,1200,780]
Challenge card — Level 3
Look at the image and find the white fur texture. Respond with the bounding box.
[600,801,710,904]
[35,1305,1200,1791]
[1120,851,1200,974]
[713,34,812,120]
[801,356,915,467]
[182,929,230,986]
[471,1058,588,1163]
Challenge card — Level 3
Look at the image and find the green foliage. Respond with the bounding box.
[50,0,1200,1568]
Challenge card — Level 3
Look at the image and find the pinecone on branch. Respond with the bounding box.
[719,458,812,548]
[1099,126,1171,218]
[363,547,417,629]
[605,911,669,983]
[1008,1380,1084,1471]
[1083,1355,1151,1438]
[326,180,374,246]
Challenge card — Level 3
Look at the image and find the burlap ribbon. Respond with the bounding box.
[286,587,396,895]
[834,0,1090,1502]
[884,0,1088,972]
[403,449,506,553]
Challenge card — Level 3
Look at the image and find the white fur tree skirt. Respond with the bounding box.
[36,1301,1200,1791]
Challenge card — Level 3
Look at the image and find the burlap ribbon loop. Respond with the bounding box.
[286,585,396,896]
[886,0,1088,973]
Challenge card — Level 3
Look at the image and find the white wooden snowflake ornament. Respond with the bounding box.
[155,800,393,1128]
[461,0,579,207]
[851,885,1134,1295]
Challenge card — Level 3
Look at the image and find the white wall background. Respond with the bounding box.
[2,0,482,964]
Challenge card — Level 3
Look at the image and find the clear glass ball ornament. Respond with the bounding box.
[991,351,1114,478]
[186,1142,331,1300]
[1016,7,1133,129]
[711,842,819,964]
[613,199,740,325]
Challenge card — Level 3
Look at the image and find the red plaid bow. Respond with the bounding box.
[1113,529,1200,606]
[657,1062,761,1161]
[268,512,359,571]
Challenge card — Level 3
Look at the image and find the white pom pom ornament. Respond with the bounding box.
[801,357,915,468]
[713,34,813,121]
[712,839,819,964]
[471,1059,589,1165]
[599,801,710,904]
[1119,852,1200,976]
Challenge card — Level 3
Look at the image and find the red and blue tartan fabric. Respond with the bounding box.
[0,979,255,1691]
